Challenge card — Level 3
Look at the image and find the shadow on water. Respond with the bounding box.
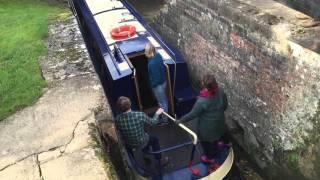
[126,0,167,22]
[96,117,130,180]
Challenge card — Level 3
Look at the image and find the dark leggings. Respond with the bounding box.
[142,135,161,160]
[201,141,219,159]
[201,135,230,159]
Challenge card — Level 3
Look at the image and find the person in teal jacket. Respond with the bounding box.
[145,43,168,123]
[177,74,228,167]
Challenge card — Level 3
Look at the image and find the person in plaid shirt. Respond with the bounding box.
[115,96,164,160]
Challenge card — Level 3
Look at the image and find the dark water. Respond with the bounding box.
[126,0,166,21]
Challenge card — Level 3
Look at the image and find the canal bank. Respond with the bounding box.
[0,13,115,180]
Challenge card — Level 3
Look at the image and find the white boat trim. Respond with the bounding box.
[202,148,234,180]
[86,0,124,15]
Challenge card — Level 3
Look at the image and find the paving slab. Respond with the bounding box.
[41,147,106,180]
[0,156,40,180]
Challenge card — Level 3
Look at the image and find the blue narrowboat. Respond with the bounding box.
[68,0,234,179]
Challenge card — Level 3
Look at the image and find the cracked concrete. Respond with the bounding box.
[35,155,43,180]
[0,76,108,179]
[0,156,40,180]
[0,14,109,180]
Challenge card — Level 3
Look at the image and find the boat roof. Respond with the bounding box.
[84,0,173,61]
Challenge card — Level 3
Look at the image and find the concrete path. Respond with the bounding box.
[0,14,110,180]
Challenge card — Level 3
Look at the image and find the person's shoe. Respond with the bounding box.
[217,141,232,148]
[200,155,215,164]
[160,156,170,167]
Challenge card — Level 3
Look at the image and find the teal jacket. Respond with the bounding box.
[148,53,166,87]
[180,88,228,142]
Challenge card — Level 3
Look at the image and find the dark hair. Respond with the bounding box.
[117,96,131,113]
[203,74,218,91]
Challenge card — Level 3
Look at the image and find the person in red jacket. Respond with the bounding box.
[177,74,230,172]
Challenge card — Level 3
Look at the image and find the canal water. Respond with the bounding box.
[126,0,166,22]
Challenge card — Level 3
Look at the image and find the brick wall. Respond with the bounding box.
[152,0,320,179]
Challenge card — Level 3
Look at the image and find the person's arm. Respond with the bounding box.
[142,108,163,126]
[178,99,204,123]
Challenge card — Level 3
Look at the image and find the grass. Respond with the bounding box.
[286,152,300,171]
[0,0,63,120]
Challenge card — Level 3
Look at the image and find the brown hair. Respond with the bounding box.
[203,74,218,91]
[145,42,156,59]
[117,96,131,113]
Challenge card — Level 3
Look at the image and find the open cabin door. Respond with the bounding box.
[132,68,143,110]
[114,45,175,114]
[164,63,175,115]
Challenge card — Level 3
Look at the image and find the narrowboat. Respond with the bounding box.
[68,0,234,179]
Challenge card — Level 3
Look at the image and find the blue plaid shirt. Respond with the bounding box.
[115,111,159,148]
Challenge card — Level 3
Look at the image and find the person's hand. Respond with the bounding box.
[155,108,164,115]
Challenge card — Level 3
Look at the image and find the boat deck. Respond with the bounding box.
[132,120,203,175]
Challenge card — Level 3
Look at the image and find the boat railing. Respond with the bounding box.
[163,112,198,145]
[145,112,198,155]
[145,141,193,155]
[145,112,199,177]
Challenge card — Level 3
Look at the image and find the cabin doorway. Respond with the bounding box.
[128,53,174,115]
[129,54,158,111]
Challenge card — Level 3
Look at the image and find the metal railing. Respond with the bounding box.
[162,112,198,145]
[145,112,198,156]
[145,112,199,177]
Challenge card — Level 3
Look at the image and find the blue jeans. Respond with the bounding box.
[152,82,168,116]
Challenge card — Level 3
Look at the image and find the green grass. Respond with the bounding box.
[0,0,63,120]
